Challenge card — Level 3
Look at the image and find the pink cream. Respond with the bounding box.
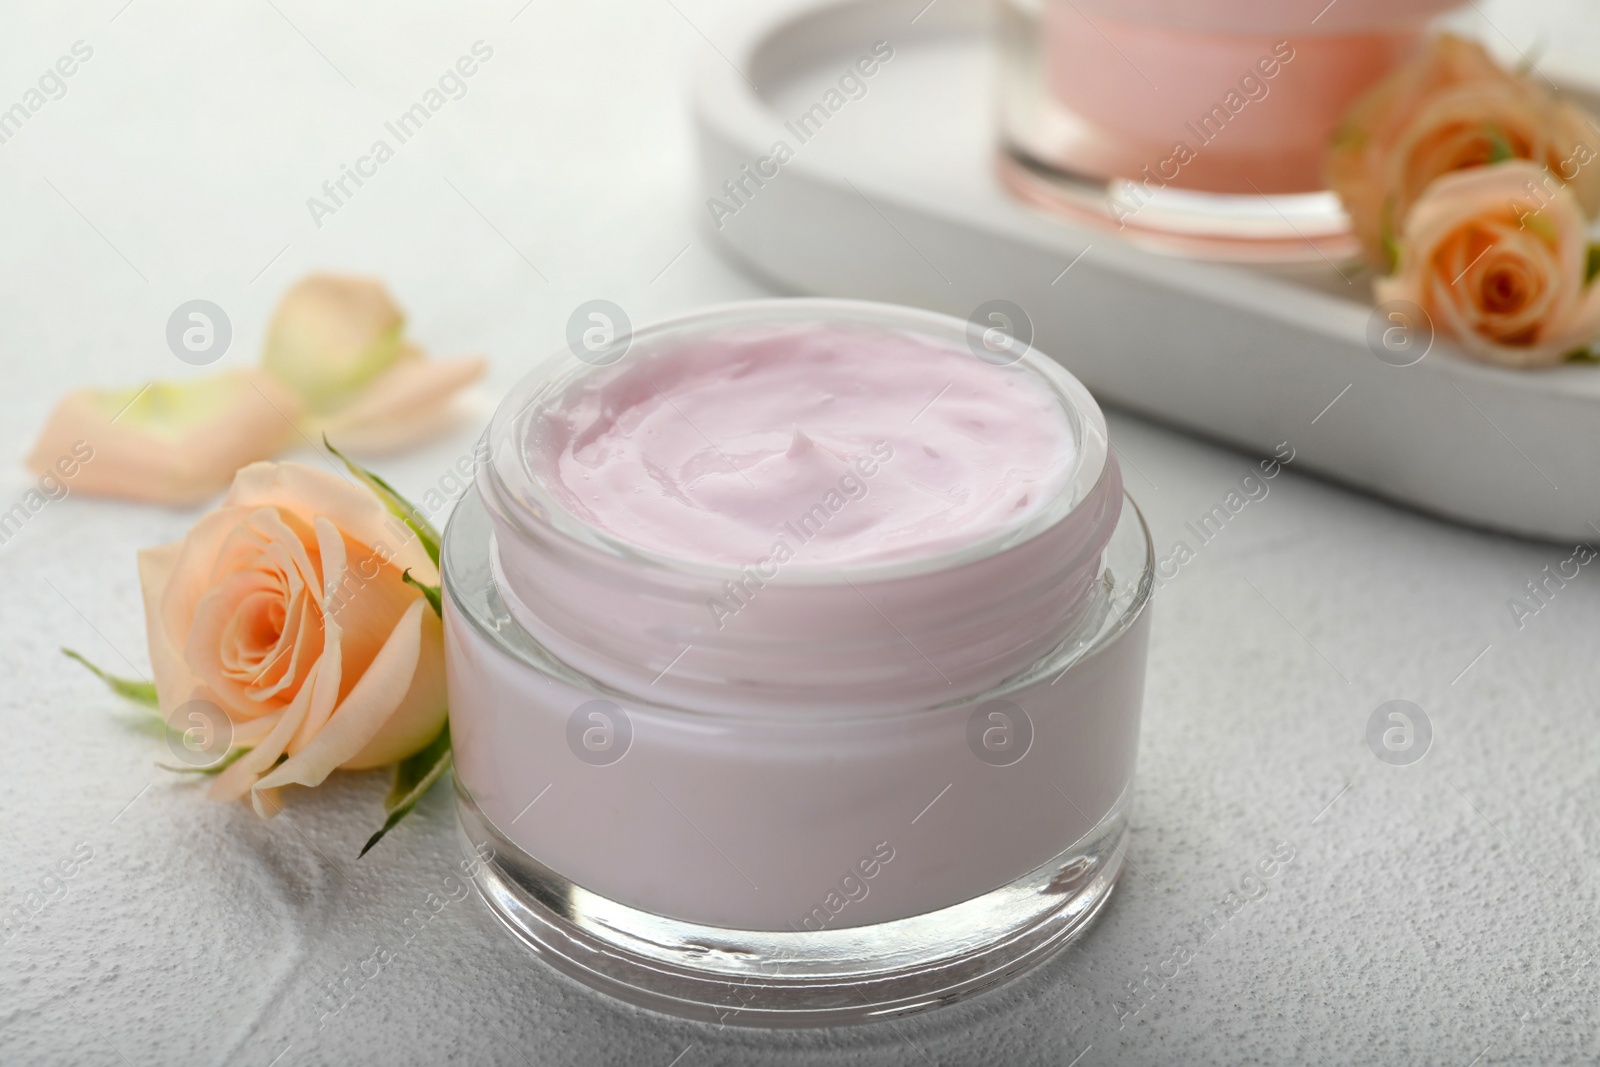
[531,323,1077,568]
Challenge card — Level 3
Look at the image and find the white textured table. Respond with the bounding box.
[2,1,1597,1064]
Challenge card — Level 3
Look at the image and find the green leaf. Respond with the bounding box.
[1380,198,1400,273]
[402,569,442,617]
[1586,244,1600,284]
[1484,123,1514,163]
[157,746,252,775]
[1330,122,1366,153]
[384,723,451,814]
[360,722,453,858]
[323,435,441,567]
[67,649,261,783]
[63,648,159,708]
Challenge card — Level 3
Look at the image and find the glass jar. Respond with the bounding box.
[997,0,1463,261]
[443,300,1154,1025]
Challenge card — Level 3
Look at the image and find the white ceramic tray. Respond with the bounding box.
[693,0,1600,543]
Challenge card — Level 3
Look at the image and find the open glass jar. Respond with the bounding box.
[997,0,1463,260]
[443,300,1153,1025]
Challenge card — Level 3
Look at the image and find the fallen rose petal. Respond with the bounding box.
[310,349,488,455]
[261,274,405,414]
[27,371,302,507]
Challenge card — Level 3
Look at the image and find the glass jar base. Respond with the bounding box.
[997,148,1360,265]
[457,785,1128,1027]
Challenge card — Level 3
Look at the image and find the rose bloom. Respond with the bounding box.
[1375,161,1600,368]
[1328,34,1600,268]
[138,461,446,815]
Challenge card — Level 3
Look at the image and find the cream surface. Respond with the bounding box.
[529,325,1076,568]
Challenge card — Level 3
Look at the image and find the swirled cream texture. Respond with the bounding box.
[528,325,1077,568]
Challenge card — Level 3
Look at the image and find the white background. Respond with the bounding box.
[1,1,1597,1064]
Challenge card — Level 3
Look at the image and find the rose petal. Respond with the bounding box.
[225,463,436,584]
[298,519,419,749]
[209,633,344,808]
[187,571,284,716]
[254,598,432,797]
[342,602,446,770]
[311,353,488,455]
[1550,98,1600,216]
[137,541,199,722]
[183,507,324,719]
[288,516,349,751]
[207,660,318,804]
[261,275,406,414]
[231,711,285,748]
[26,371,302,506]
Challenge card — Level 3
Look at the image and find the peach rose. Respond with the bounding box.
[138,461,447,816]
[26,371,301,506]
[1375,161,1600,368]
[1329,34,1600,268]
[262,274,487,454]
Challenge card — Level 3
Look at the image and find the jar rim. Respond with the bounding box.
[481,298,1113,586]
